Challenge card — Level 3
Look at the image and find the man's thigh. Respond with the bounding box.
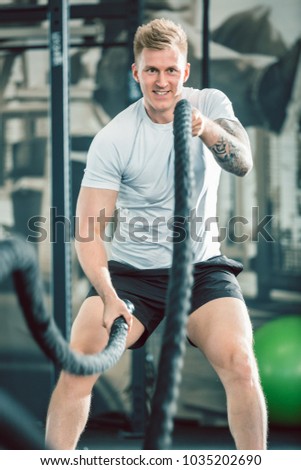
[186,297,254,370]
[70,296,146,354]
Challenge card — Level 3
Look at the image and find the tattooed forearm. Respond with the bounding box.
[206,119,253,176]
[209,135,247,176]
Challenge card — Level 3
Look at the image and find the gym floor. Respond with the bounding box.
[1,272,301,451]
[78,417,301,450]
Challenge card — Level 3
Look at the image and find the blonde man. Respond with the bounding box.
[46,18,267,450]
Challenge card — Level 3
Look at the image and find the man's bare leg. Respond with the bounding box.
[187,298,268,450]
[45,296,145,450]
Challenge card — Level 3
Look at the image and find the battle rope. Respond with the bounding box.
[0,389,48,450]
[0,99,194,450]
[0,236,130,376]
[143,99,195,449]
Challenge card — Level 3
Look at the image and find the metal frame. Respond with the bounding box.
[1,0,147,433]
[49,0,72,342]
[255,130,301,299]
[125,0,147,434]
[202,0,210,88]
[0,3,128,23]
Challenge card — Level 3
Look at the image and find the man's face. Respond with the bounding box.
[132,46,190,124]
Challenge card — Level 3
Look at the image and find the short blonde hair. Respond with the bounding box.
[133,18,188,62]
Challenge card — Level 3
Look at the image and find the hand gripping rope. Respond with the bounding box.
[0,235,131,376]
[0,99,194,450]
[143,99,195,449]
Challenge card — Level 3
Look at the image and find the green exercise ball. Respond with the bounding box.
[254,315,301,426]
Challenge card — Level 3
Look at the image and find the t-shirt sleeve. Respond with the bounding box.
[201,88,238,122]
[81,131,122,191]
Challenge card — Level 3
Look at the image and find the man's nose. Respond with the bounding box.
[156,72,168,87]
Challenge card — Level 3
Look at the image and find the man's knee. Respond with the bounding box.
[216,343,259,387]
[56,370,99,399]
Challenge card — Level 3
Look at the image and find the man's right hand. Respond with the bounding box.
[102,296,133,334]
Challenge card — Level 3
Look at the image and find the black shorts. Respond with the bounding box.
[86,255,245,349]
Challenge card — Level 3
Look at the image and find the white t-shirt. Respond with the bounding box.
[81,87,238,269]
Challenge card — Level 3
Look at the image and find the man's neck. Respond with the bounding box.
[144,105,174,124]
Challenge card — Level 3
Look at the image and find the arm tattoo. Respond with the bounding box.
[209,119,252,176]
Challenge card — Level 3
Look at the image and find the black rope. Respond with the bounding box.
[0,235,129,376]
[143,99,194,449]
[0,99,194,449]
[0,389,48,450]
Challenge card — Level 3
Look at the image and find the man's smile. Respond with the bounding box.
[153,90,170,95]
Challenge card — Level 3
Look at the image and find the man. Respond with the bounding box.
[45,18,268,450]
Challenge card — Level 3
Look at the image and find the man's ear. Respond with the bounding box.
[132,63,139,83]
[183,62,191,83]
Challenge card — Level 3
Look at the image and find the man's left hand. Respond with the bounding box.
[191,107,206,137]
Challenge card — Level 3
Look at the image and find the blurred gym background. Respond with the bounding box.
[0,0,300,449]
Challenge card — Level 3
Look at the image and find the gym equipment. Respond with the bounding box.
[0,236,130,376]
[0,1,196,450]
[0,99,195,450]
[254,315,301,426]
[0,389,46,450]
[143,99,194,449]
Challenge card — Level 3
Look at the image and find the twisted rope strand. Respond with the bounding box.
[0,236,128,376]
[0,389,48,450]
[143,99,194,449]
[0,99,194,449]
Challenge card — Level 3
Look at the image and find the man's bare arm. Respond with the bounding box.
[191,109,253,177]
[208,118,253,176]
[75,187,132,330]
